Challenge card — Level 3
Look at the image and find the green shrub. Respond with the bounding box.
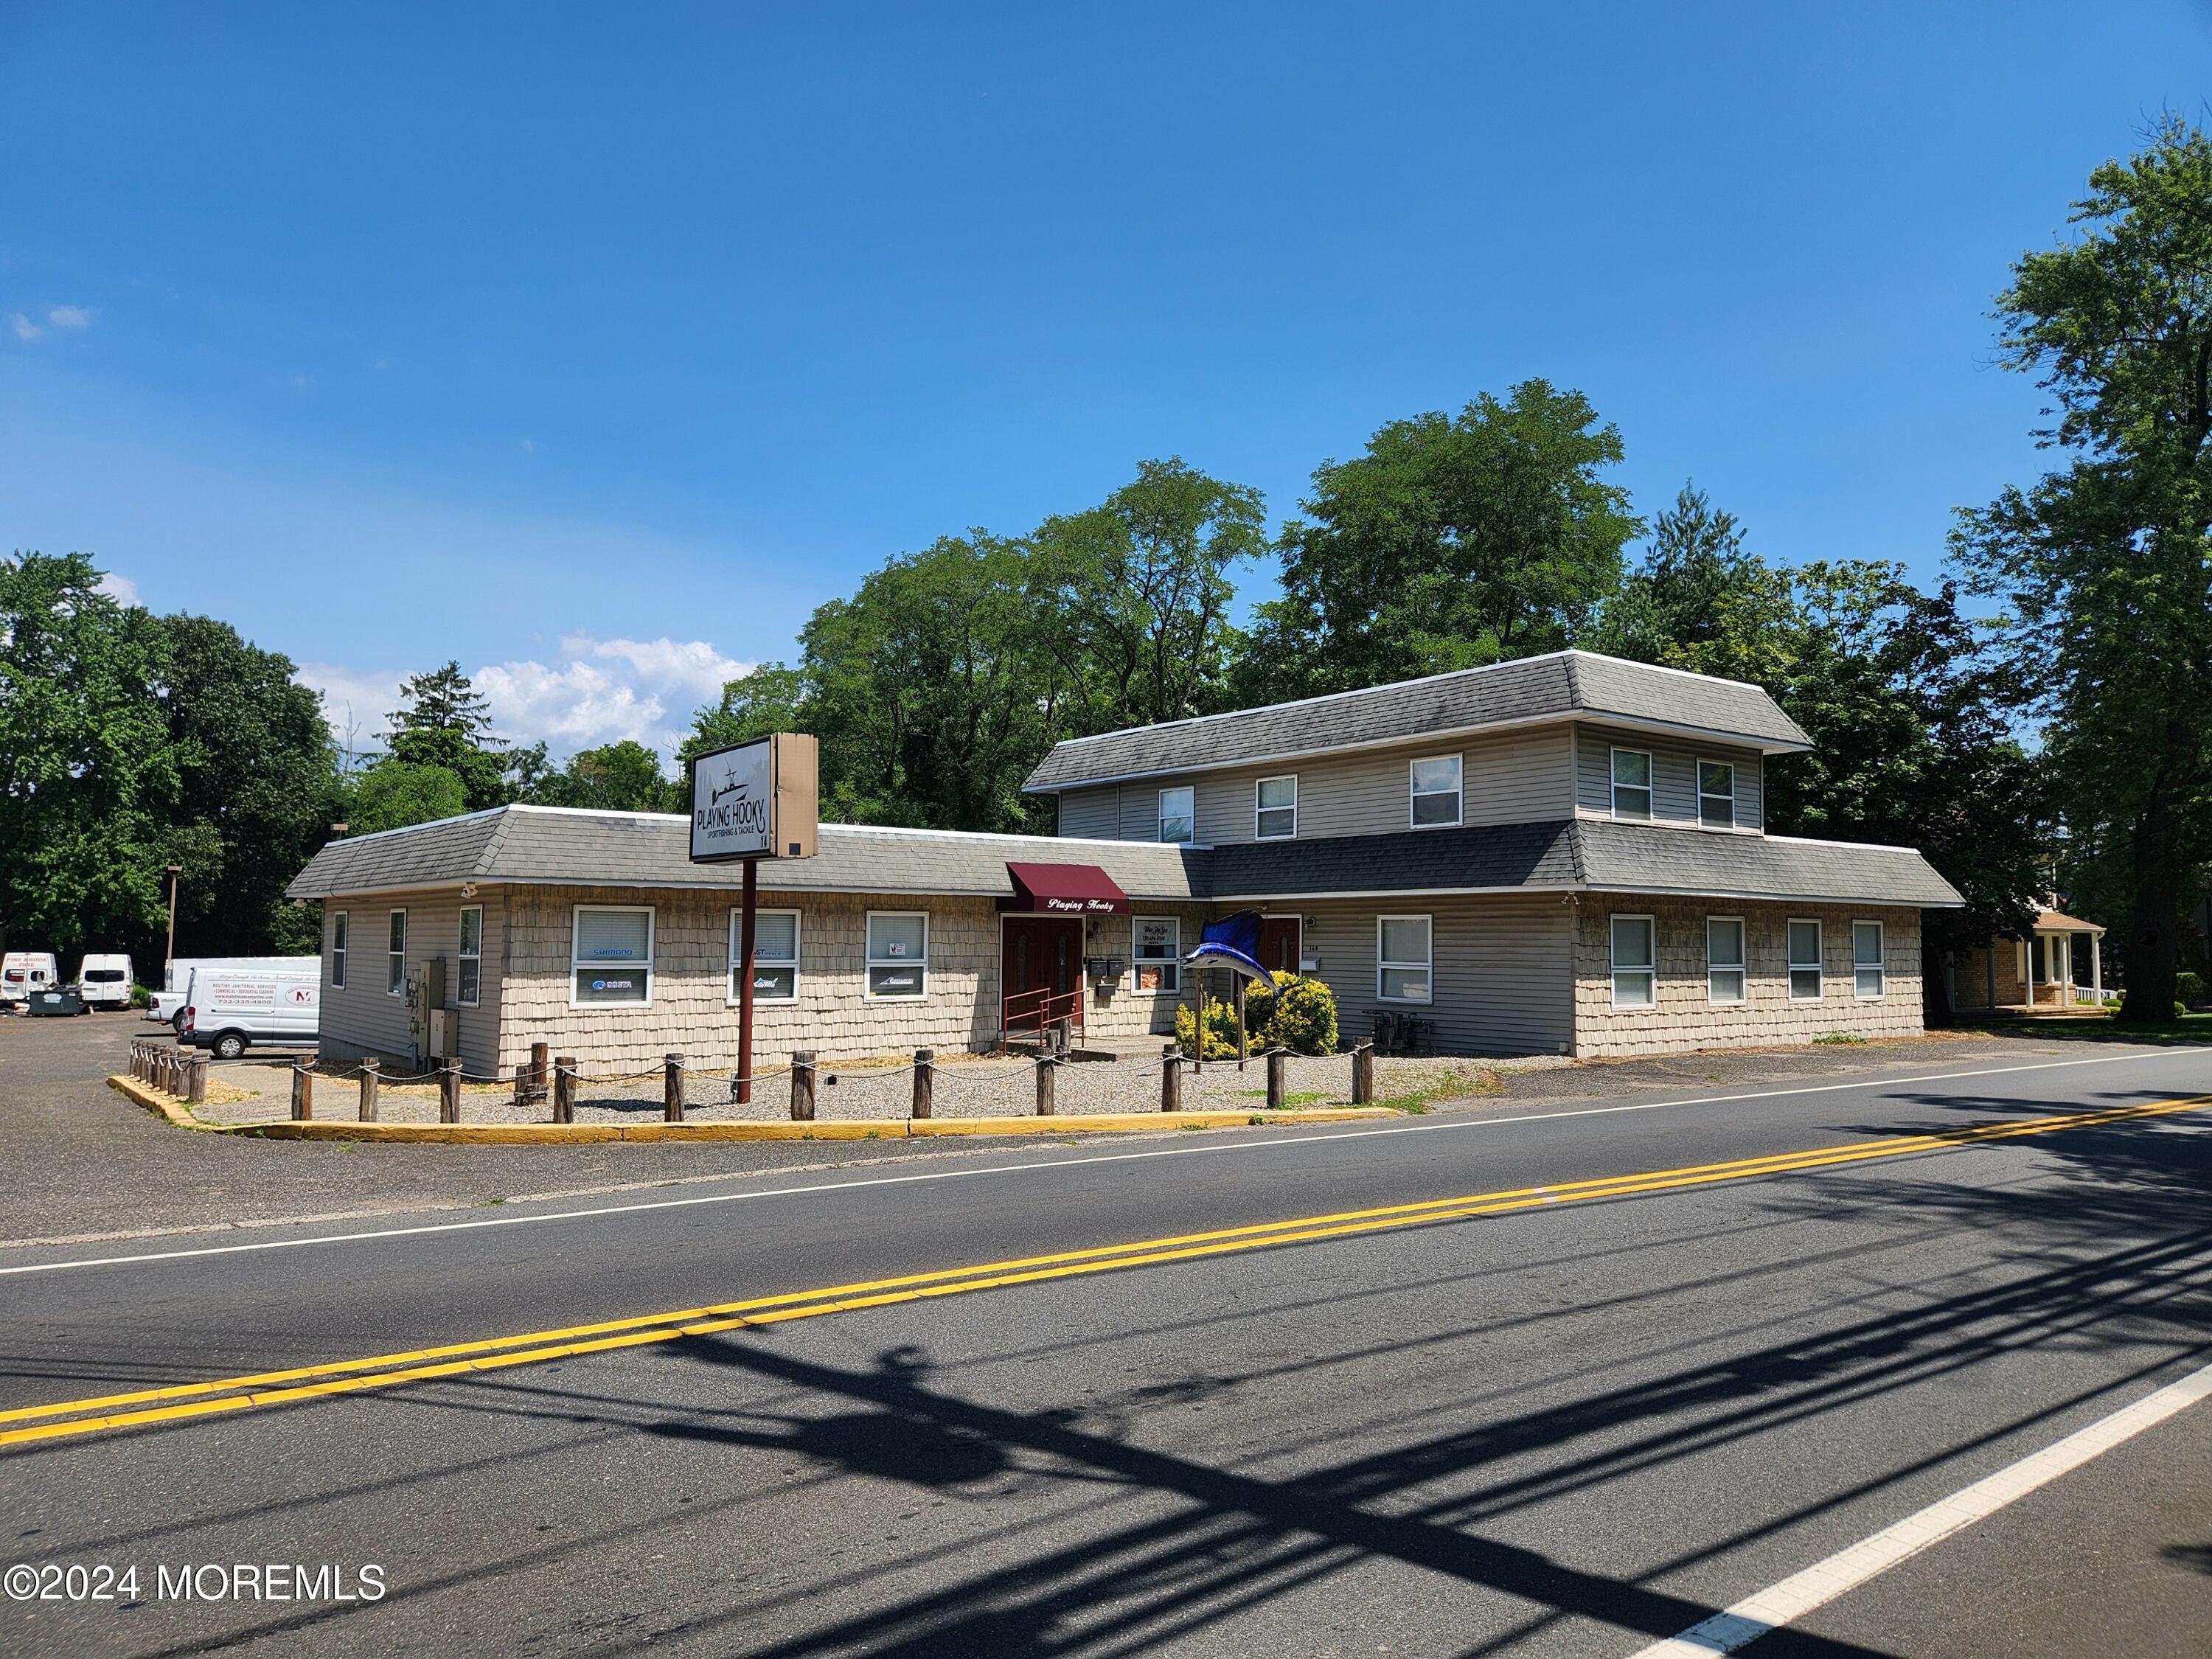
[129,983,153,1009]
[1175,996,1243,1060]
[1245,970,1341,1055]
[2176,971,2208,1006]
[2179,1001,2191,1020]
[1813,1030,1868,1046]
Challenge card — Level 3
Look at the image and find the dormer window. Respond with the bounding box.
[1410,756,1462,828]
[1158,786,1194,844]
[1611,749,1653,819]
[1698,760,1736,828]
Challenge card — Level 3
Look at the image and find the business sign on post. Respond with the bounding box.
[687,734,819,865]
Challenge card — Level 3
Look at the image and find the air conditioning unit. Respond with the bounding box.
[428,1009,457,1061]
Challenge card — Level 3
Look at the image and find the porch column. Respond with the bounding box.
[2092,934,2103,1003]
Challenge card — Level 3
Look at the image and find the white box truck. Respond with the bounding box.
[180,964,320,1060]
[74,953,135,1011]
[149,956,317,1032]
[1,952,60,1009]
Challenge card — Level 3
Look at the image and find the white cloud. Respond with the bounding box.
[46,305,97,330]
[95,571,140,606]
[295,634,752,763]
[9,314,38,341]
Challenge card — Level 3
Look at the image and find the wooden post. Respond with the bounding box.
[512,1063,528,1108]
[664,1051,685,1123]
[359,1057,379,1122]
[1234,975,1248,1071]
[439,1057,461,1124]
[1161,1043,1181,1113]
[529,1040,549,1103]
[1035,1054,1057,1116]
[790,1051,815,1121]
[1351,1041,1373,1105]
[912,1048,934,1119]
[736,858,759,1105]
[552,1057,576,1124]
[1266,1046,1286,1110]
[291,1062,313,1121]
[186,1056,207,1106]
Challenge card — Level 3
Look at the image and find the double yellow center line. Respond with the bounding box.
[4,1094,2204,1450]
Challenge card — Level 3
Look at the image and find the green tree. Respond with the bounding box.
[681,664,808,764]
[1589,484,1769,662]
[384,661,511,810]
[1237,380,1641,700]
[1954,118,2212,1021]
[1030,458,1266,731]
[0,552,177,957]
[156,613,344,956]
[346,760,469,836]
[528,740,677,812]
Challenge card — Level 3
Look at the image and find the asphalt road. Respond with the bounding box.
[2,1018,2209,1655]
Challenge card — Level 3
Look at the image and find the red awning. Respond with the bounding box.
[1001,862,1129,916]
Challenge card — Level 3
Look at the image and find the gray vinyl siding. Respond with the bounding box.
[1063,727,1575,847]
[319,886,505,1077]
[1295,893,1574,1055]
[1055,785,1121,839]
[1573,722,1764,832]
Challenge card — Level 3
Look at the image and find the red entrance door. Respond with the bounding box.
[1258,917,1301,975]
[1003,917,1083,1009]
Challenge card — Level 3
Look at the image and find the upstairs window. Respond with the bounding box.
[1853,921,1885,1000]
[1255,776,1297,840]
[1158,786,1194,844]
[732,909,800,1004]
[1410,756,1462,827]
[1698,760,1736,828]
[1611,749,1653,819]
[1788,919,1823,1001]
[457,905,482,1007]
[386,910,407,996]
[1611,915,1656,1006]
[1707,917,1745,1004]
[573,905,653,1006]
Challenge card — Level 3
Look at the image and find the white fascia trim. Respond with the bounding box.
[1579,884,1963,908]
[290,873,1206,903]
[1761,831,1936,857]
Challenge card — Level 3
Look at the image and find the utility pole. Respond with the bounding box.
[164,865,183,970]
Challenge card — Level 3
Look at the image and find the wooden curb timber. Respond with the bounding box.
[106,1077,1398,1144]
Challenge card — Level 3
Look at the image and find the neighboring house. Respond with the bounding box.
[285,650,1962,1074]
[1949,906,2107,1012]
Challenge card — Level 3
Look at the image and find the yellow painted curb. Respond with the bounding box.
[105,1077,1398,1144]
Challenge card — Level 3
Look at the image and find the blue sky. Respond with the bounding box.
[3,4,2205,759]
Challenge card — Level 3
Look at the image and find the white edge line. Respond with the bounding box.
[1,1048,2193,1280]
[1627,1355,2212,1658]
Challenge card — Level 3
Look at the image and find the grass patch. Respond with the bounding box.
[1237,1089,1333,1108]
[1813,1031,1869,1046]
[1374,1096,1432,1113]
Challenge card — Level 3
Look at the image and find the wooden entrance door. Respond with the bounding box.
[1003,917,1083,1003]
[1258,917,1301,976]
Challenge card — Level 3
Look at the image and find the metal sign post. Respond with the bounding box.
[687,733,818,1105]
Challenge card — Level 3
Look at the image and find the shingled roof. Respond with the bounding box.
[288,804,1958,908]
[287,806,1208,902]
[1022,650,1812,793]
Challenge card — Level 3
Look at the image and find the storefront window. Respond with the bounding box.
[573,906,653,1006]
[866,911,928,999]
[732,909,800,1003]
[1133,917,1181,993]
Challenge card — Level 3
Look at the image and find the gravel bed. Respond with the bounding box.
[186,1051,1565,1127]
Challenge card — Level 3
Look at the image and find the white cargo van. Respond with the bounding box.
[1,952,60,1009]
[74,953,135,1010]
[150,956,317,1032]
[180,965,320,1060]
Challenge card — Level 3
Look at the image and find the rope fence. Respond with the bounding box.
[126,1037,1394,1127]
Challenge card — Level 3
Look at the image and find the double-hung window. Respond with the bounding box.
[386,910,406,996]
[1611,914,1657,1006]
[1158,786,1194,844]
[1377,916,1433,1003]
[330,911,348,990]
[866,911,928,1000]
[1697,760,1736,828]
[1255,776,1297,839]
[1707,917,1746,1004]
[1788,919,1823,1001]
[1410,757,1462,827]
[1133,917,1181,993]
[1853,922,1885,1000]
[456,905,482,1006]
[732,908,800,1003]
[1611,749,1653,818]
[573,905,653,1006]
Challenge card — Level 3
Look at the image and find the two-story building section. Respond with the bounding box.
[287,650,1961,1075]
